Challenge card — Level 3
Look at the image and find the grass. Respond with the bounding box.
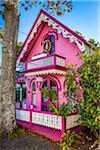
[0,126,28,140]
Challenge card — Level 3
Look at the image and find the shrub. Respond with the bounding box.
[77,52,100,138]
[61,130,81,150]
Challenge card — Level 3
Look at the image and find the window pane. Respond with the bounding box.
[50,80,58,102]
[32,82,36,91]
[42,106,48,111]
[42,81,47,88]
[42,81,48,102]
[50,35,55,54]
[32,82,36,105]
[50,80,56,91]
[32,93,36,105]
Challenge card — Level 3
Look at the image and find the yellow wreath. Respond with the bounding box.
[43,40,51,53]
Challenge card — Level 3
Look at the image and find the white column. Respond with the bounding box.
[20,84,22,101]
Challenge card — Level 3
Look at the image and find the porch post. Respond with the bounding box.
[61,117,66,137]
[30,109,32,128]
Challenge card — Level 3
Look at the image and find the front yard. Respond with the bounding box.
[0,127,98,150]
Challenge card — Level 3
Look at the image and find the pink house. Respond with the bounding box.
[16,10,93,141]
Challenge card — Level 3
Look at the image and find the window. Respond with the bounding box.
[49,35,55,54]
[42,81,48,103]
[32,82,36,106]
[43,35,55,54]
[32,82,36,91]
[41,79,58,111]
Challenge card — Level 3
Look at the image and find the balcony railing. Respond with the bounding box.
[27,54,65,70]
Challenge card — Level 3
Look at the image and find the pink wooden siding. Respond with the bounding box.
[16,10,85,141]
[26,22,82,68]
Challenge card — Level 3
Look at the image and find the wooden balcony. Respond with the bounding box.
[26,54,65,71]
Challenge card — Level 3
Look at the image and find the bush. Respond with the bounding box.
[61,130,81,150]
[77,52,100,138]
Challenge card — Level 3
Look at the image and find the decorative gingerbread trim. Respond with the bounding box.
[17,13,85,66]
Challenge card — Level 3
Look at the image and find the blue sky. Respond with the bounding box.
[0,0,99,63]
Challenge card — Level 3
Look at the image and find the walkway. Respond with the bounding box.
[0,134,61,150]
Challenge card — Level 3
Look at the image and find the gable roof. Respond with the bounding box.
[16,9,92,66]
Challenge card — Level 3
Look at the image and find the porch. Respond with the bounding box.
[16,57,80,141]
[16,108,80,141]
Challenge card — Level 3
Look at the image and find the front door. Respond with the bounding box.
[41,78,58,111]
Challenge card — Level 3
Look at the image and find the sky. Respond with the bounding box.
[0,0,99,63]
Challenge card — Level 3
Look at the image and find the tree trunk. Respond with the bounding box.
[0,75,2,130]
[0,1,19,132]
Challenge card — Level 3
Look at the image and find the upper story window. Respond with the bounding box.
[50,35,55,54]
[42,35,55,54]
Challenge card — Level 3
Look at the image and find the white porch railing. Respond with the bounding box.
[16,109,80,131]
[66,114,80,129]
[32,112,62,130]
[27,55,54,70]
[27,54,65,70]
[16,109,30,122]
[16,109,62,130]
[56,56,65,67]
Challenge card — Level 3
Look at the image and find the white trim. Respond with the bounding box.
[32,53,47,60]
[25,69,65,76]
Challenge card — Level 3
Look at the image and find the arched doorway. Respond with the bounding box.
[42,78,58,111]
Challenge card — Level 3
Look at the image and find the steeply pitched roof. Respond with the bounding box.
[16,9,92,66]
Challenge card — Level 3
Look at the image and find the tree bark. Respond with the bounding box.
[0,75,2,131]
[0,1,19,132]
